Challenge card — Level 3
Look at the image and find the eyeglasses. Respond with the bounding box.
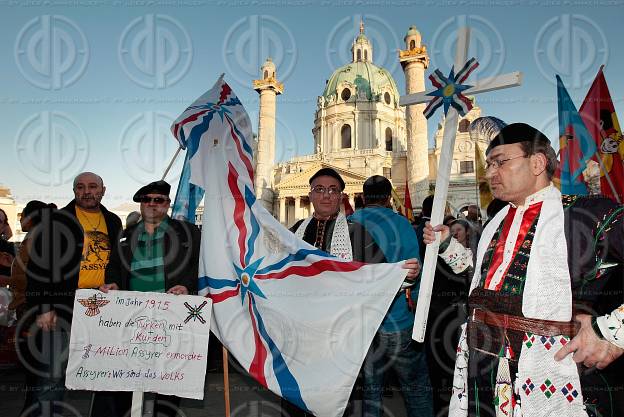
[485,154,528,170]
[139,196,170,204]
[311,186,342,197]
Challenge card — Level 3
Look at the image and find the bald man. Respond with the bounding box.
[24,172,122,417]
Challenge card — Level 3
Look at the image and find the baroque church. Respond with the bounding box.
[252,22,487,226]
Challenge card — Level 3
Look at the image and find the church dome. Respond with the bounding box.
[322,61,400,103]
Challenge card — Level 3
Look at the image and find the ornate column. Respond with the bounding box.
[253,58,284,213]
[294,196,302,220]
[399,26,430,206]
[353,112,358,149]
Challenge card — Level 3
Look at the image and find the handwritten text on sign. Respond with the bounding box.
[65,289,212,399]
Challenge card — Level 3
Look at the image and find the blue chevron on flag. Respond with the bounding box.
[181,76,408,417]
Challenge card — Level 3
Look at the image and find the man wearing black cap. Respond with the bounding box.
[24,171,122,417]
[285,168,360,417]
[97,180,200,417]
[102,179,199,296]
[290,168,354,260]
[423,123,624,417]
[285,169,422,417]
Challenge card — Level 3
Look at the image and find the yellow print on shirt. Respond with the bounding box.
[83,231,111,263]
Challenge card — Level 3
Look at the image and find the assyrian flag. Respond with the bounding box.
[171,75,237,220]
[180,77,408,417]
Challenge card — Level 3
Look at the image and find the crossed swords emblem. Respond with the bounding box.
[184,301,208,324]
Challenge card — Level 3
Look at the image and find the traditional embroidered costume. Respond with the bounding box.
[443,186,624,417]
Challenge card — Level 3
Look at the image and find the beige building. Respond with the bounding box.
[249,23,486,227]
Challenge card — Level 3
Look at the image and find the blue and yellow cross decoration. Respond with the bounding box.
[423,57,479,119]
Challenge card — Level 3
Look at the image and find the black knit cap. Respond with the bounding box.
[309,168,345,190]
[133,180,171,202]
[486,123,551,155]
[363,175,392,200]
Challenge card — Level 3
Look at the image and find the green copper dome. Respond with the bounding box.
[322,61,400,102]
[355,32,368,43]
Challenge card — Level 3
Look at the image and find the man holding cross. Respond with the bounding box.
[424,123,624,417]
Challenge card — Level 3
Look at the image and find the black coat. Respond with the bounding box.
[105,217,200,294]
[26,200,122,318]
[563,195,624,309]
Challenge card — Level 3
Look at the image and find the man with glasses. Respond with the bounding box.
[290,168,353,259]
[284,169,423,417]
[424,123,624,417]
[284,168,363,417]
[97,180,200,417]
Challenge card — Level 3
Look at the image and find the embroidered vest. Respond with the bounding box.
[478,212,542,295]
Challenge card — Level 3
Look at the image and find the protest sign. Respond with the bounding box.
[65,289,211,399]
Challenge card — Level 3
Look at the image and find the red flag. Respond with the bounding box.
[579,67,624,202]
[342,194,354,216]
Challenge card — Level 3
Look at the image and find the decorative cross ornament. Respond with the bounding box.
[399,27,523,342]
[423,57,479,119]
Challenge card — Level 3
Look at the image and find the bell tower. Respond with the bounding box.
[253,57,284,211]
[399,26,430,206]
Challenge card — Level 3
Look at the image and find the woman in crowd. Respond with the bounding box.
[10,201,50,320]
[12,200,54,417]
[449,219,471,248]
[426,218,475,415]
[0,208,13,241]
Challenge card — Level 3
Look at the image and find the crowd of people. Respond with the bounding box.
[0,121,623,417]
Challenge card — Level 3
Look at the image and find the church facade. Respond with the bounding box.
[252,23,487,227]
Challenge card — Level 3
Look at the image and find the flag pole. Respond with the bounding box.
[222,347,231,417]
[162,146,183,180]
[474,162,480,212]
[130,392,144,417]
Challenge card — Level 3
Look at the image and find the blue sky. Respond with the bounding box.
[1,1,622,208]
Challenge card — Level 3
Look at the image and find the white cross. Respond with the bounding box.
[399,27,523,343]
